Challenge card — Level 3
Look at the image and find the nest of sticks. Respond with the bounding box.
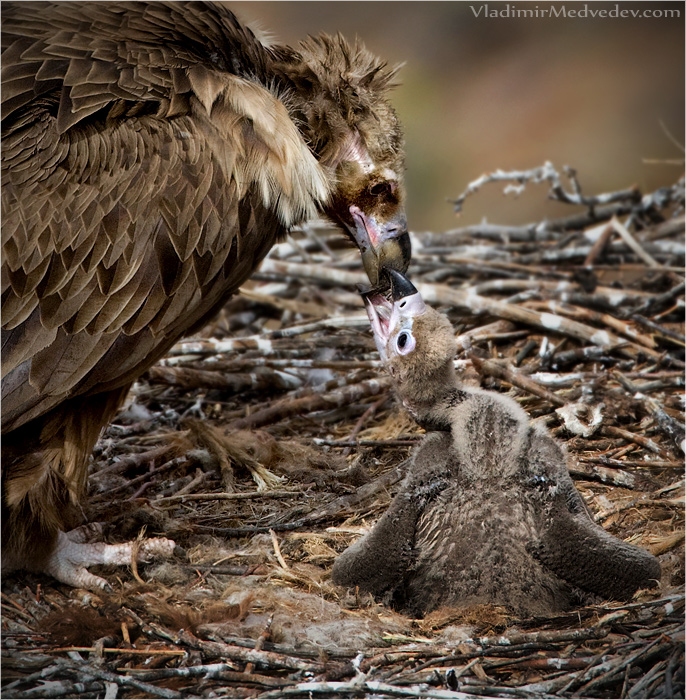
[2,164,684,699]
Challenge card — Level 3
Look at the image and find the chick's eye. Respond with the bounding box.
[395,330,415,355]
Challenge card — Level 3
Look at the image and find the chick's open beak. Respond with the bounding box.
[361,270,426,361]
[349,205,411,287]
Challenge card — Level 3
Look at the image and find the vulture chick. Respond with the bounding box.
[332,272,660,617]
[1,1,411,589]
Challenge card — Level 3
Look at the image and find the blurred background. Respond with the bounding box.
[232,1,684,232]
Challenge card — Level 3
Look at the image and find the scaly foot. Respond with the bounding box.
[43,528,180,590]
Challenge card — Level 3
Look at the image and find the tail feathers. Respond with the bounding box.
[2,457,69,570]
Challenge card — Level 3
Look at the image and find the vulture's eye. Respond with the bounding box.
[368,181,393,197]
[395,330,416,355]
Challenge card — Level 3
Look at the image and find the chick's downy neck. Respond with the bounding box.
[394,361,468,433]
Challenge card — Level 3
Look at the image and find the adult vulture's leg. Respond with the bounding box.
[1,386,178,590]
[43,529,178,591]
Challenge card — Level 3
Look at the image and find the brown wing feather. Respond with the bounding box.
[525,425,661,599]
[1,1,329,433]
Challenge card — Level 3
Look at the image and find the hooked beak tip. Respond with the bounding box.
[388,269,419,301]
[349,207,411,287]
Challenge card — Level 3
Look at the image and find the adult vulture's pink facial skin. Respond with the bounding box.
[332,166,409,288]
[273,34,411,286]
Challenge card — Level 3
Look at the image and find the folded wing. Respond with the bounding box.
[1,1,328,431]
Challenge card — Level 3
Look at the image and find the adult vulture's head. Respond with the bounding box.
[273,35,410,287]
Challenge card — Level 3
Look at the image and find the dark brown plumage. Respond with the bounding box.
[1,1,410,588]
[332,273,661,617]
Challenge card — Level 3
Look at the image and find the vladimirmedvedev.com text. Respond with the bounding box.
[470,4,680,18]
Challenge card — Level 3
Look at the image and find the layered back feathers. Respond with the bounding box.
[3,2,373,434]
[2,1,270,131]
[2,2,329,229]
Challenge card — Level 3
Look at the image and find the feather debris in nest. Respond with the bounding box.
[2,168,683,699]
[184,420,285,491]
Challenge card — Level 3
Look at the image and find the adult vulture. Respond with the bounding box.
[1,1,410,588]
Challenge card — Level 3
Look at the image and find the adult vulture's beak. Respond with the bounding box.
[349,205,411,287]
[388,268,424,311]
